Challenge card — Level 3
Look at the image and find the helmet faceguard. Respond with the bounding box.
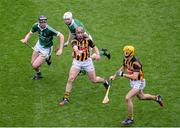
[38,15,47,23]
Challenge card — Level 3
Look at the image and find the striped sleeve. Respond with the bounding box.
[31,23,38,33]
[88,39,95,48]
[133,62,141,72]
[48,26,61,36]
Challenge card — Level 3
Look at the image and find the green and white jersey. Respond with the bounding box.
[67,19,88,36]
[31,23,60,48]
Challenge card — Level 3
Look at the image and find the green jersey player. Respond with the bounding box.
[63,12,111,61]
[63,12,92,46]
[21,15,64,80]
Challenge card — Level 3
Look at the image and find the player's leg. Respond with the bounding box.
[121,80,143,125]
[59,67,80,106]
[31,42,51,79]
[121,88,139,126]
[87,71,105,83]
[59,60,80,106]
[87,71,111,90]
[137,90,157,100]
[137,91,163,107]
[121,88,139,125]
[84,58,101,83]
[31,40,42,63]
[31,43,42,80]
[45,46,53,66]
[136,79,163,107]
[85,58,110,89]
[66,67,80,92]
[31,50,39,64]
[31,55,45,80]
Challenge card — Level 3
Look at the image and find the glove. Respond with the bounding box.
[116,70,124,77]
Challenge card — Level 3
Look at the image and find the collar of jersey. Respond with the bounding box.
[69,19,74,27]
[38,24,48,31]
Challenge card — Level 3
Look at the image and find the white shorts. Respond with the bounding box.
[34,40,53,59]
[72,58,95,72]
[130,79,146,90]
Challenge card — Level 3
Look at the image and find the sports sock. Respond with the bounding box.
[128,113,133,120]
[64,92,71,100]
[153,95,157,101]
[36,70,41,76]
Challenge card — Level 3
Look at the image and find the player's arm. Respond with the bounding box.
[110,66,125,80]
[89,39,100,60]
[93,46,101,60]
[21,31,33,44]
[72,40,81,56]
[123,64,140,80]
[65,31,73,44]
[56,32,64,56]
[73,45,81,56]
[21,23,39,43]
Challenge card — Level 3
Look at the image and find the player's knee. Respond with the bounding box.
[90,78,97,83]
[138,95,145,100]
[125,96,131,102]
[32,63,39,69]
[68,77,75,83]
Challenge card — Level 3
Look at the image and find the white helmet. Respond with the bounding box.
[63,12,72,20]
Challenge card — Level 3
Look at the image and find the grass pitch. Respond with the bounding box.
[0,0,180,126]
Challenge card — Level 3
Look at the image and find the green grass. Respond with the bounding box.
[0,0,180,126]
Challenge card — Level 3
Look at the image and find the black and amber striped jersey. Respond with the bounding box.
[123,56,144,80]
[71,37,95,61]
